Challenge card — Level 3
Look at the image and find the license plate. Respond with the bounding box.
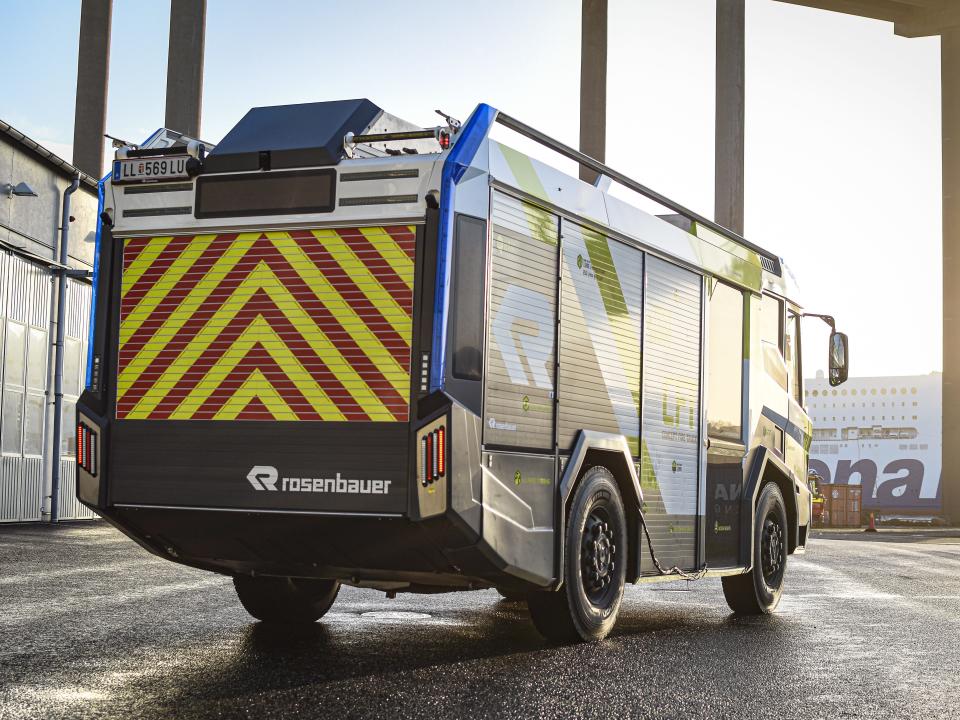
[113,156,190,184]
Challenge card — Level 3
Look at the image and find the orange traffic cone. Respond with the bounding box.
[865,512,878,533]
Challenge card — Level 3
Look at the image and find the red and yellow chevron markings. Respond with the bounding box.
[116,226,416,422]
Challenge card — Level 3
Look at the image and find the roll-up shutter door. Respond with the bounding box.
[558,221,643,454]
[484,192,558,450]
[640,256,702,571]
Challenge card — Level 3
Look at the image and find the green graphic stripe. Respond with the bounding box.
[582,230,643,424]
[498,145,557,246]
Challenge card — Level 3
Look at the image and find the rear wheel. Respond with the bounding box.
[527,467,627,642]
[233,575,340,623]
[722,482,788,615]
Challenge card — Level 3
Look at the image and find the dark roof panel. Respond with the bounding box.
[204,99,382,173]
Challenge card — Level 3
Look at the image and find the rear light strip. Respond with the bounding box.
[421,424,446,486]
[77,422,98,476]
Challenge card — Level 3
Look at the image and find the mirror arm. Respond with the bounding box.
[803,312,836,331]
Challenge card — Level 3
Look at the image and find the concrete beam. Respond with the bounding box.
[715,0,745,235]
[72,0,113,178]
[943,27,960,523]
[773,0,907,25]
[896,6,960,38]
[164,0,207,138]
[774,1,960,38]
[579,0,607,184]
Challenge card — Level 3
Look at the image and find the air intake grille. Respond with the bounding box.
[760,255,781,275]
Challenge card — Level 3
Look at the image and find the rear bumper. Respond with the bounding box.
[76,398,546,591]
[101,504,494,591]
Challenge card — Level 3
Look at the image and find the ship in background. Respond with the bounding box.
[805,372,942,518]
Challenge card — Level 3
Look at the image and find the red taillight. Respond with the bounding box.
[420,424,447,485]
[77,422,97,476]
[426,432,433,484]
[437,426,445,477]
[439,130,450,150]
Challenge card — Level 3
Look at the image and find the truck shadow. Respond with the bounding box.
[131,593,786,719]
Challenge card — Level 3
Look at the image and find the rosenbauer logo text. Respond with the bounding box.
[246,466,392,495]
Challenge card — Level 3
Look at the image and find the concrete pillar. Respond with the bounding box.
[942,28,960,523]
[579,0,607,184]
[715,0,745,235]
[164,0,207,138]
[72,0,113,177]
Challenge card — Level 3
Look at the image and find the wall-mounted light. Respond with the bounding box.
[3,181,38,198]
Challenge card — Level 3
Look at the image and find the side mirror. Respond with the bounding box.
[829,331,849,386]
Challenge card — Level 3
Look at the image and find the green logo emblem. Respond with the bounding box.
[514,470,522,486]
[576,254,584,269]
[522,395,530,412]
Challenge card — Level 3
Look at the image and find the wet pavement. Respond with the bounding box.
[2,522,959,719]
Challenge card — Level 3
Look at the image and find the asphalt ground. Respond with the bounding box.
[2,522,959,720]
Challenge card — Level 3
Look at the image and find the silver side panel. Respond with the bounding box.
[484,191,558,450]
[480,450,555,586]
[449,403,483,535]
[640,256,702,571]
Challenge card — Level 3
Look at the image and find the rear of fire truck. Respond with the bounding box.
[76,100,496,621]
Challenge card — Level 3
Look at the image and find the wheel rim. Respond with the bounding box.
[760,511,786,589]
[580,507,617,606]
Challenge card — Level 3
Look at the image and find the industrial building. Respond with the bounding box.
[0,121,98,522]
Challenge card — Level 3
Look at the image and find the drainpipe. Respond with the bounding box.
[50,173,80,523]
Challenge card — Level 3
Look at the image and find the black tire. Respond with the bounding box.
[233,575,340,624]
[527,466,627,642]
[722,482,789,615]
[497,588,527,602]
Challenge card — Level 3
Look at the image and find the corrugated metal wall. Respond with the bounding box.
[1,253,51,522]
[58,278,95,520]
[0,251,94,522]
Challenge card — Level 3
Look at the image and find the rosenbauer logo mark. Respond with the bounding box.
[247,466,279,491]
[246,466,393,495]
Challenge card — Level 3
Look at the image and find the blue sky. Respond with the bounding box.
[0,0,943,378]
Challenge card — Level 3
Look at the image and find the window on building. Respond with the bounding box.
[1,390,23,454]
[63,337,81,398]
[61,400,77,457]
[23,394,44,456]
[2,321,27,454]
[707,281,744,442]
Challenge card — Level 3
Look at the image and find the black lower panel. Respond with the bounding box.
[109,420,408,514]
[112,507,463,579]
[705,459,744,567]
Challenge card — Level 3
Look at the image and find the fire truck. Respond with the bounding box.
[76,99,849,641]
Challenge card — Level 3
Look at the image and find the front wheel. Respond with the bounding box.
[722,482,789,614]
[233,575,340,624]
[527,466,627,642]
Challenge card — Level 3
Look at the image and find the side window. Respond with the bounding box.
[2,321,26,454]
[707,280,744,442]
[759,293,782,352]
[785,309,802,403]
[450,214,486,380]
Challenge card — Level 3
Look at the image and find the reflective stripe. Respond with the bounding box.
[116,227,416,422]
